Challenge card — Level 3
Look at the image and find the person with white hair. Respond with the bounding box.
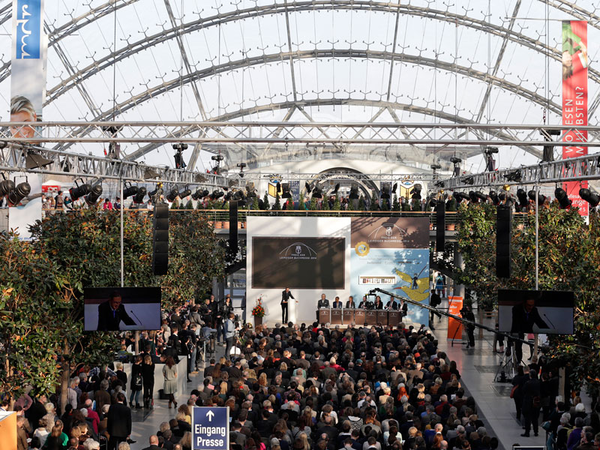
[10,95,37,139]
[83,438,101,450]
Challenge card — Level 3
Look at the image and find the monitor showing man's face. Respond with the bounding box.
[524,299,535,313]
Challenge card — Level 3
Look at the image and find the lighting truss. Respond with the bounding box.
[0,143,227,187]
[2,123,600,148]
[442,154,600,189]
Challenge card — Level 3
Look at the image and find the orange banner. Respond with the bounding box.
[447,296,463,341]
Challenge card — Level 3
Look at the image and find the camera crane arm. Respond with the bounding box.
[368,287,533,348]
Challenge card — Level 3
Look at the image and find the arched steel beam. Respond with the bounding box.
[63,48,561,128]
[124,98,541,162]
[37,0,588,107]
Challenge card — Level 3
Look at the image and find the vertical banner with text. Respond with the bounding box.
[562,20,588,216]
[11,0,46,122]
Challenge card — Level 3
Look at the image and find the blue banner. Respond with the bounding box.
[14,0,42,59]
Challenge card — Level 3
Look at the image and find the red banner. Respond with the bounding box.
[562,21,588,216]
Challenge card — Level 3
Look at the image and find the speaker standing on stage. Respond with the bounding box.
[316,293,330,320]
[281,287,294,323]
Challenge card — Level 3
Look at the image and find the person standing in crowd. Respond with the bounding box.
[162,356,178,409]
[281,288,295,323]
[107,392,132,450]
[435,273,445,297]
[54,191,64,211]
[129,355,143,409]
[521,370,542,437]
[103,198,113,210]
[461,304,476,348]
[224,312,236,361]
[142,354,155,409]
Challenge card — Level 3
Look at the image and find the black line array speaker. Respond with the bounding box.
[229,200,238,256]
[436,200,445,251]
[496,205,512,278]
[153,203,169,275]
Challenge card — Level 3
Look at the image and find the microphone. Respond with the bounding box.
[129,308,142,326]
[542,312,556,330]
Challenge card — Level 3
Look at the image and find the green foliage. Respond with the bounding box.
[251,196,259,210]
[262,193,270,211]
[401,198,411,211]
[273,194,281,210]
[370,197,379,211]
[392,194,400,211]
[299,192,307,210]
[446,195,457,212]
[333,195,341,211]
[411,199,422,211]
[457,203,600,395]
[381,199,390,211]
[286,197,294,210]
[310,197,318,211]
[358,196,365,211]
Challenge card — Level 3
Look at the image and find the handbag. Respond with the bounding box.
[542,421,552,431]
[510,385,518,398]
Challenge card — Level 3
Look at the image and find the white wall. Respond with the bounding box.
[246,216,351,326]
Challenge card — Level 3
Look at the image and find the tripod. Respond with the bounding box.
[495,340,518,382]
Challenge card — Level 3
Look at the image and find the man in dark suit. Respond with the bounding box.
[511,296,548,362]
[511,297,549,333]
[332,296,342,309]
[142,435,162,450]
[97,291,136,331]
[316,293,330,320]
[345,296,356,308]
[107,392,132,450]
[358,295,369,309]
[281,287,295,323]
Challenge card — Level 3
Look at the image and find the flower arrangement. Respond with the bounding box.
[252,298,265,317]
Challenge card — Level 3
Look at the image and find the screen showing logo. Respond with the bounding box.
[280,242,318,260]
[15,0,42,60]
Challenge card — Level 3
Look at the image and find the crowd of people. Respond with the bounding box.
[8,295,600,450]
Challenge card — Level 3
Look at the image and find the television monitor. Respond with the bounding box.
[84,287,161,331]
[498,289,574,335]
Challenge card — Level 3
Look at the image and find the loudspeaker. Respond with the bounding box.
[153,204,169,275]
[436,200,445,251]
[229,200,238,256]
[496,205,512,278]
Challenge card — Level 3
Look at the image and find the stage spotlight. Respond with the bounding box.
[380,184,391,200]
[410,184,422,200]
[484,147,498,172]
[179,187,191,199]
[312,185,323,199]
[505,170,522,183]
[224,192,233,201]
[475,191,487,202]
[281,183,292,198]
[579,188,600,207]
[167,188,179,203]
[555,187,572,209]
[84,183,103,206]
[133,187,147,204]
[489,191,499,206]
[517,189,529,209]
[173,143,188,169]
[528,190,547,205]
[453,192,470,202]
[25,151,53,170]
[450,156,462,177]
[210,190,224,200]
[191,189,203,200]
[237,162,246,178]
[7,181,31,206]
[349,184,359,200]
[69,180,90,201]
[541,129,561,162]
[0,176,15,197]
[469,191,479,203]
[202,189,209,198]
[123,183,138,199]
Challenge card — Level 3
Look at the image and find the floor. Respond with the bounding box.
[127,308,553,450]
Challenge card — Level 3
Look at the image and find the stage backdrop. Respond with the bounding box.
[350,217,430,324]
[247,216,429,325]
[247,216,352,324]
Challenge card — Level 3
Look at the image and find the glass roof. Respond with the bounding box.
[0,0,598,173]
